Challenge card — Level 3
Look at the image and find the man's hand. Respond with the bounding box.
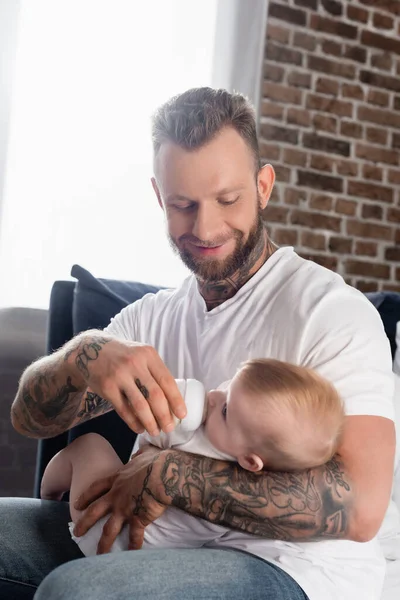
[73,445,167,554]
[69,337,187,435]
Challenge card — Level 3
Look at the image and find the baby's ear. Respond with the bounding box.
[238,453,264,472]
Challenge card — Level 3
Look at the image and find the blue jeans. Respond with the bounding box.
[0,498,309,600]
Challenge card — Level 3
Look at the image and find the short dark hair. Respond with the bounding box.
[152,87,260,172]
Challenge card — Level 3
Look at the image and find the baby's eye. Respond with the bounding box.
[221,403,227,419]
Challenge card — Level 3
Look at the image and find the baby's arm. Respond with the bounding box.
[41,433,123,523]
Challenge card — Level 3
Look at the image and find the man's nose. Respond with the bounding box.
[192,204,221,242]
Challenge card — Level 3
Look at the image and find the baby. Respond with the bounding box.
[41,358,344,556]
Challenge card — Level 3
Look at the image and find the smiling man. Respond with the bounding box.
[6,87,396,600]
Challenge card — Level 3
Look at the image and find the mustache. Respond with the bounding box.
[178,233,239,247]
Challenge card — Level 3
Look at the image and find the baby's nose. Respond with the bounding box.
[207,390,218,408]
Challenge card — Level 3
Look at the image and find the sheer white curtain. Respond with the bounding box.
[0,0,268,309]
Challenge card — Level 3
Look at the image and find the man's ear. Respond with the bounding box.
[238,453,264,472]
[151,177,163,210]
[257,164,275,211]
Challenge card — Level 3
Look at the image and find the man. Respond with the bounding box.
[5,87,395,600]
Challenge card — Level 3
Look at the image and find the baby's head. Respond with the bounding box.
[204,358,344,473]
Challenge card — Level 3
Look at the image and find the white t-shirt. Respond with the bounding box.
[105,247,395,600]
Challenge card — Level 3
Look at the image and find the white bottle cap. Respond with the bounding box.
[174,379,206,432]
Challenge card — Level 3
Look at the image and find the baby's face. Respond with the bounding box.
[204,372,257,458]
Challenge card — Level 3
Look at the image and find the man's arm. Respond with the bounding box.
[154,414,395,542]
[11,331,113,439]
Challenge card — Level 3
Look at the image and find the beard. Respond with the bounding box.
[168,203,265,282]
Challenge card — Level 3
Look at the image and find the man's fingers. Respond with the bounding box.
[149,364,187,422]
[128,515,146,550]
[74,494,112,538]
[97,514,125,555]
[123,381,161,436]
[74,475,114,511]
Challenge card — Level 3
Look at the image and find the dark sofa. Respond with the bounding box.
[33,264,400,498]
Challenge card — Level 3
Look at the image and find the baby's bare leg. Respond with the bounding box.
[40,433,123,523]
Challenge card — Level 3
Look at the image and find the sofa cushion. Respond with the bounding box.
[71,264,164,335]
[365,292,400,359]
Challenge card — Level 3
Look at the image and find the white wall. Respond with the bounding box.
[0,0,217,308]
[0,0,21,233]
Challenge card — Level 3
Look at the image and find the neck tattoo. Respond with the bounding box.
[198,229,278,311]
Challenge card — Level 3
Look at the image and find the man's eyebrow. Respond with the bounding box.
[166,187,246,203]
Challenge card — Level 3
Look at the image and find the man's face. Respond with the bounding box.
[152,127,274,281]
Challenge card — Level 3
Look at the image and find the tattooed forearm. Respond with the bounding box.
[158,450,353,541]
[11,330,113,438]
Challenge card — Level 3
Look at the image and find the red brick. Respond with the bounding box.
[307,94,353,117]
[346,220,393,241]
[329,236,353,254]
[266,42,303,66]
[361,30,400,55]
[316,76,339,96]
[361,203,383,220]
[355,241,378,256]
[269,2,307,26]
[337,160,358,177]
[394,96,400,111]
[396,228,400,243]
[358,0,400,16]
[321,39,342,57]
[297,170,343,192]
[347,260,390,279]
[261,101,284,120]
[310,154,335,172]
[321,0,343,16]
[291,210,341,231]
[283,148,308,167]
[295,0,318,9]
[293,31,317,51]
[303,133,350,157]
[267,23,291,44]
[356,280,379,293]
[287,70,312,88]
[397,267,400,281]
[335,198,357,216]
[366,127,388,146]
[309,194,334,211]
[307,55,356,79]
[287,107,310,127]
[340,121,363,138]
[385,247,400,261]
[360,69,400,92]
[362,164,383,181]
[373,11,395,29]
[261,123,299,144]
[388,207,400,223]
[388,169,400,184]
[263,205,289,223]
[370,53,393,71]
[356,143,399,166]
[367,89,390,107]
[344,45,367,63]
[312,113,337,134]
[260,142,281,162]
[358,105,400,129]
[310,14,357,39]
[274,228,299,246]
[262,82,303,105]
[341,83,364,100]
[383,283,400,292]
[347,5,369,23]
[284,188,307,205]
[301,231,326,250]
[348,180,394,203]
[269,187,281,204]
[274,165,292,183]
[264,63,285,83]
[392,133,400,149]
[301,253,338,270]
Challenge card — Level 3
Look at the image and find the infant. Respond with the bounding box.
[41,358,344,556]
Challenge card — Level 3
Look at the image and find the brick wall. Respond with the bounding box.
[261,0,400,292]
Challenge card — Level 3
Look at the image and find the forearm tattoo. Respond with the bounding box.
[159,450,352,541]
[69,336,110,379]
[12,334,112,437]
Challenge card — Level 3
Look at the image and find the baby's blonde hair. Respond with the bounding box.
[237,359,344,471]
